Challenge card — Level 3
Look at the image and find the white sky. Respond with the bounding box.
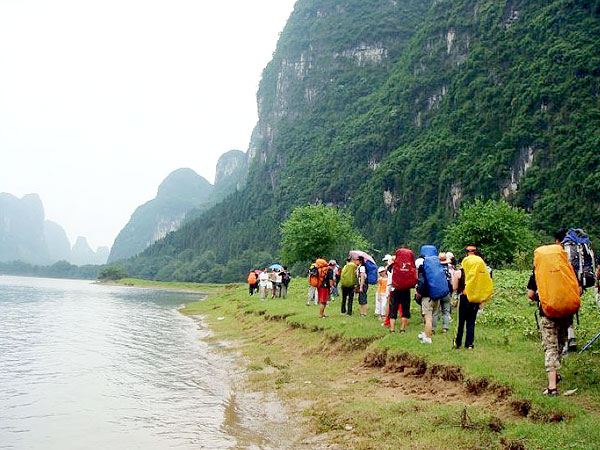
[0,0,296,251]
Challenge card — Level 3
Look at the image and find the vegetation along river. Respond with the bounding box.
[0,276,280,450]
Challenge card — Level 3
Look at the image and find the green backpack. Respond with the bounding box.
[340,262,358,288]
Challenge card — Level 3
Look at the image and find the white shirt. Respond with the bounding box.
[258,272,269,287]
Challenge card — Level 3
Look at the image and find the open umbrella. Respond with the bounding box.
[269,263,283,271]
[348,250,375,264]
[348,250,377,284]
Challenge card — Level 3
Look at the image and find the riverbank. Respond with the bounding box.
[99,277,226,294]
[182,270,600,450]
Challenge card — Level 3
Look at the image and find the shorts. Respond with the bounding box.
[390,289,411,319]
[540,316,570,372]
[421,297,439,317]
[317,286,330,304]
[358,284,369,305]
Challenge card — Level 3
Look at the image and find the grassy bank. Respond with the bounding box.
[181,270,600,450]
[106,277,226,293]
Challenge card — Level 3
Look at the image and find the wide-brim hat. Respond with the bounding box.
[382,254,393,262]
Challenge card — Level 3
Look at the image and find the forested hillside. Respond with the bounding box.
[125,0,600,282]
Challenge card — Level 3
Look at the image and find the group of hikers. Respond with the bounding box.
[246,227,598,395]
[305,246,492,350]
[247,266,291,300]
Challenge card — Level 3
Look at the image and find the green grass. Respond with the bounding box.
[109,277,226,293]
[182,270,600,449]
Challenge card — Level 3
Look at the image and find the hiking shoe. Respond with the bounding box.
[542,387,559,396]
[568,339,577,352]
[420,336,432,344]
[417,331,426,340]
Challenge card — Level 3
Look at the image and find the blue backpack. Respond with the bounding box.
[365,259,378,284]
[420,245,450,299]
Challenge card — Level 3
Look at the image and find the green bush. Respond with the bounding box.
[442,199,540,267]
[279,204,370,265]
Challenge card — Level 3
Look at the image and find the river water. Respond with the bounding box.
[0,276,281,450]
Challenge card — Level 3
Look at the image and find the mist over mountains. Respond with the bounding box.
[120,0,600,283]
[108,150,248,262]
[0,193,108,266]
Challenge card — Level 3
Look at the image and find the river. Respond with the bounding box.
[0,276,282,450]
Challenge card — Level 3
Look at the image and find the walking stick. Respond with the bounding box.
[580,331,600,354]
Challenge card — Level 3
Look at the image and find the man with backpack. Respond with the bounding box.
[452,246,494,349]
[561,228,597,351]
[433,253,453,334]
[247,270,257,295]
[307,259,319,306]
[340,257,358,315]
[388,248,417,333]
[527,229,581,395]
[416,245,451,344]
[280,266,291,298]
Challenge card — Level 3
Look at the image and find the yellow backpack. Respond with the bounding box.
[462,254,493,303]
[534,244,580,318]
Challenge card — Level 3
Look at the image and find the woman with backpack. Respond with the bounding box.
[452,246,493,349]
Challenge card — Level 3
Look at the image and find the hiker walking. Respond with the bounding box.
[247,270,257,295]
[388,248,417,333]
[258,268,269,300]
[307,259,319,305]
[280,266,291,298]
[433,253,453,334]
[329,260,340,301]
[269,268,280,299]
[340,257,358,315]
[561,228,597,351]
[356,256,369,317]
[527,229,581,395]
[317,259,335,318]
[452,246,494,349]
[416,246,450,344]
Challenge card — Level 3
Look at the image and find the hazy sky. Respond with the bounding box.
[0,0,296,250]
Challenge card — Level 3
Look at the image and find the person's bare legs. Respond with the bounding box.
[319,302,326,318]
[360,304,367,316]
[425,314,433,338]
[548,370,558,390]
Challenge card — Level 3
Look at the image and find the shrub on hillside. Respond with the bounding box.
[443,199,540,267]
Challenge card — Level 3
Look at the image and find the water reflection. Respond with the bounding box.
[0,276,247,449]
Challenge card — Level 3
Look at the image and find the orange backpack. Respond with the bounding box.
[315,258,329,286]
[247,272,257,284]
[534,244,581,318]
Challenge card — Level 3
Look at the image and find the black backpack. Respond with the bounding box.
[562,229,597,289]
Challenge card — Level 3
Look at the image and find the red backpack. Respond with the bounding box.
[391,248,418,290]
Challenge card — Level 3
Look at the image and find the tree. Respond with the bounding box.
[279,204,370,265]
[442,199,540,267]
[98,265,128,280]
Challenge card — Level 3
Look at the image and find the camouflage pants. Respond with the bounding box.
[540,316,570,372]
